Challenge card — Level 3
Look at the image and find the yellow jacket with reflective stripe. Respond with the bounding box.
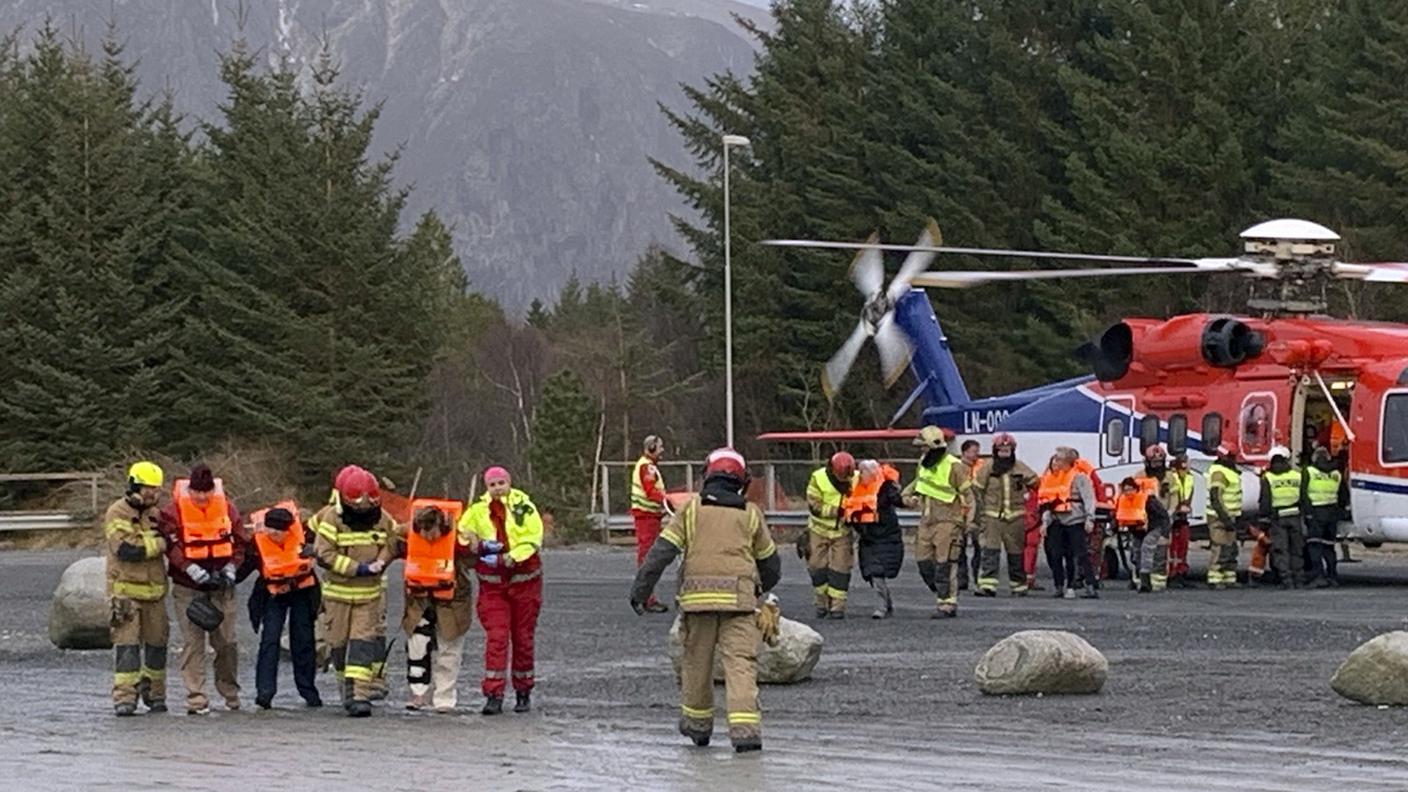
[1266,468,1304,516]
[973,460,1039,521]
[1306,467,1342,507]
[1208,463,1243,518]
[459,488,544,565]
[630,456,665,514]
[310,505,396,603]
[104,497,168,601]
[661,495,775,613]
[903,455,970,524]
[805,468,847,538]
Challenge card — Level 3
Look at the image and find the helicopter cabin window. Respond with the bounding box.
[1239,394,1276,457]
[1105,417,1125,457]
[1168,414,1189,455]
[1139,414,1160,454]
[1202,412,1223,452]
[1384,393,1408,464]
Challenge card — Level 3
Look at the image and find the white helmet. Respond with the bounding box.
[1269,445,1292,460]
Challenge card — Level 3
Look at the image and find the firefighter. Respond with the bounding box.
[400,499,486,712]
[459,466,544,716]
[971,433,1039,597]
[106,461,170,717]
[158,463,247,715]
[247,504,321,709]
[311,464,397,717]
[630,447,781,753]
[630,435,670,613]
[1260,446,1308,589]
[1305,447,1346,588]
[1206,443,1243,590]
[845,459,904,618]
[1038,447,1098,599]
[903,426,971,617]
[1166,452,1196,587]
[1137,445,1174,591]
[958,440,984,591]
[805,452,855,619]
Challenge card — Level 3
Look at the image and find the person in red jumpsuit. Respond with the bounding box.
[630,435,670,612]
[459,466,544,716]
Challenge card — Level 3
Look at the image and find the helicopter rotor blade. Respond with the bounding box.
[874,313,914,388]
[908,261,1246,289]
[822,321,869,401]
[886,219,942,304]
[763,238,1215,268]
[848,234,884,296]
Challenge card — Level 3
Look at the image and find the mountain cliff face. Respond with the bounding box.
[3,0,764,309]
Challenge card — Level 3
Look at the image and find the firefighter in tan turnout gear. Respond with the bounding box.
[903,426,971,617]
[804,452,855,619]
[970,433,1039,596]
[310,464,397,717]
[105,461,171,717]
[631,448,782,754]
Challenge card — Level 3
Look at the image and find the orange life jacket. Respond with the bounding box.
[841,465,901,523]
[252,500,315,595]
[1038,467,1077,512]
[174,478,233,560]
[405,498,465,601]
[1073,458,1114,510]
[1114,491,1149,529]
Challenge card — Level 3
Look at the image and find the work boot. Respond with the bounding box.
[481,696,504,716]
[734,738,763,754]
[973,588,996,598]
[114,702,137,717]
[514,692,532,713]
[1081,584,1099,600]
[347,700,372,718]
[256,696,273,710]
[828,610,846,620]
[304,695,323,708]
[1138,573,1152,594]
[146,699,167,714]
[679,721,711,747]
[1052,587,1067,599]
[814,607,828,619]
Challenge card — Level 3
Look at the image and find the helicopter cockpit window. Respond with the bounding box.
[1202,412,1223,452]
[1384,393,1408,464]
[1105,417,1125,457]
[1240,395,1275,456]
[1139,414,1160,453]
[1168,414,1189,455]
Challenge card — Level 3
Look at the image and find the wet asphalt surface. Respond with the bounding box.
[7,545,1408,790]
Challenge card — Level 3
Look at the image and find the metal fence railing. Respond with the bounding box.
[0,472,102,532]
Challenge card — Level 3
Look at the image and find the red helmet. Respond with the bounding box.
[829,451,856,479]
[704,448,746,478]
[334,465,380,508]
[1143,444,1167,461]
[992,432,1017,450]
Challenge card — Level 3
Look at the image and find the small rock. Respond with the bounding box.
[667,614,823,684]
[1331,631,1408,705]
[49,557,112,650]
[974,630,1107,696]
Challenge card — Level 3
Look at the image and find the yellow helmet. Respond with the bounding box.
[127,461,164,488]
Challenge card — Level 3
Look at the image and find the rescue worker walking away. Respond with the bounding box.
[247,504,321,709]
[1039,448,1099,599]
[400,498,486,712]
[846,460,904,618]
[1304,447,1345,587]
[805,452,855,619]
[158,463,247,715]
[460,466,544,716]
[630,435,671,613]
[631,448,781,753]
[1114,476,1170,593]
[106,461,170,716]
[971,433,1038,597]
[903,426,971,617]
[1206,443,1243,590]
[1260,446,1308,589]
[311,465,396,717]
[958,440,984,590]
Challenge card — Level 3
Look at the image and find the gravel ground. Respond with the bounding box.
[6,545,1408,790]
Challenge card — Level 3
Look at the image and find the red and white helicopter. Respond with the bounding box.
[762,219,1408,546]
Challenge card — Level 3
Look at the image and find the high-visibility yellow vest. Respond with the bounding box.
[806,468,846,537]
[1172,471,1194,502]
[630,456,664,514]
[1266,469,1303,516]
[915,455,959,504]
[1306,467,1342,507]
[1208,462,1243,518]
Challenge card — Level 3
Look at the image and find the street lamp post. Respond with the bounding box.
[722,133,750,449]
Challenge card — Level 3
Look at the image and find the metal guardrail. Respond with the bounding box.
[0,472,101,533]
[591,509,923,544]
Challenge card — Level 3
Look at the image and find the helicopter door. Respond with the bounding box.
[1099,396,1136,466]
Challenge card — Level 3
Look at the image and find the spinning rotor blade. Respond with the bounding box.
[763,238,1213,268]
[822,321,869,400]
[909,261,1246,289]
[887,219,942,304]
[1334,262,1408,282]
[848,233,883,296]
[874,313,914,388]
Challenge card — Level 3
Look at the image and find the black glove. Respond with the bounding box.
[298,545,316,559]
[629,596,646,616]
[115,543,146,562]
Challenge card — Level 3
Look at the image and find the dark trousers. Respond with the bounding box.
[1045,521,1092,591]
[256,586,320,704]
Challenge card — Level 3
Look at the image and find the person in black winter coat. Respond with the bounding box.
[853,460,905,619]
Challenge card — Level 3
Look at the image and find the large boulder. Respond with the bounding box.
[1331,632,1408,705]
[975,630,1107,695]
[49,557,112,650]
[667,614,823,684]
